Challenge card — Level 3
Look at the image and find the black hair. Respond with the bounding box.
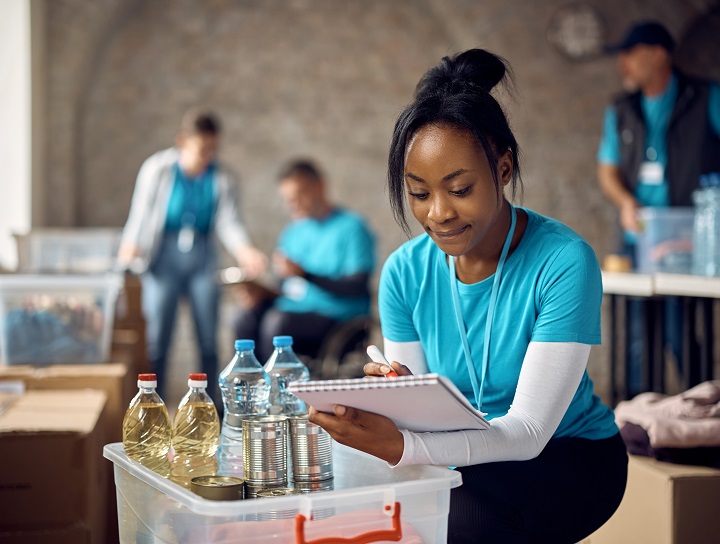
[388,49,523,235]
[181,108,221,136]
[278,158,324,183]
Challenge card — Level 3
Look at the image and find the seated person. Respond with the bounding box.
[234,159,376,363]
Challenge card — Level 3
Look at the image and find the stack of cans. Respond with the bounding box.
[242,415,289,498]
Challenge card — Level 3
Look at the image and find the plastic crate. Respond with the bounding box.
[635,207,694,274]
[13,228,123,273]
[0,273,122,365]
[103,441,461,543]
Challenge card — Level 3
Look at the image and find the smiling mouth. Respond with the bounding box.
[431,226,469,239]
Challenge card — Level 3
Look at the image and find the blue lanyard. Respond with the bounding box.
[449,204,517,412]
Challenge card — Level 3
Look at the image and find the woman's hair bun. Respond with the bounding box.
[415,49,508,99]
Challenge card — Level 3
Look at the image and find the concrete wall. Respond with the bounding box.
[34,0,720,404]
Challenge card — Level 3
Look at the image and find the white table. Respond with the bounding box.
[602,272,718,404]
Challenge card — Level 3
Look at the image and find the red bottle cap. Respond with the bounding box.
[138,373,156,381]
[189,373,207,380]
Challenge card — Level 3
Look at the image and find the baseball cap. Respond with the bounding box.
[605,21,675,53]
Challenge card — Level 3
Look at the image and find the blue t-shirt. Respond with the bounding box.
[379,208,617,440]
[164,162,216,234]
[275,208,375,321]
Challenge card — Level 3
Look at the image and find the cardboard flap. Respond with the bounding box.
[0,390,106,433]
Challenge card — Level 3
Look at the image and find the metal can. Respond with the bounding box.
[190,475,245,501]
[255,487,303,520]
[242,415,289,487]
[288,414,334,482]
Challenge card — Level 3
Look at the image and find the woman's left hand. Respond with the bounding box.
[308,405,404,465]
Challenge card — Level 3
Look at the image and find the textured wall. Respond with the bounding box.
[39,0,720,403]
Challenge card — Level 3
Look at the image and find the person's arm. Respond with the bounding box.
[597,105,640,233]
[598,163,640,233]
[214,168,267,278]
[395,341,589,466]
[708,81,720,138]
[309,340,589,466]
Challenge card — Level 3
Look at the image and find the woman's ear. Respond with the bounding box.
[498,149,513,186]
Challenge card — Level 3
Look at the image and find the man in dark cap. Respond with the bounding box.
[597,20,720,396]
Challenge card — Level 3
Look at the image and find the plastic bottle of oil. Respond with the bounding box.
[171,373,220,488]
[122,373,172,478]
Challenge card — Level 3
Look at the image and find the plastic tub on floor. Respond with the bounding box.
[103,441,461,543]
[0,273,122,365]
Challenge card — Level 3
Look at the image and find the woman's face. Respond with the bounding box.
[403,123,512,259]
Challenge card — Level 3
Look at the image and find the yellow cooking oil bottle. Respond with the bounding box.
[171,372,220,488]
[122,373,172,478]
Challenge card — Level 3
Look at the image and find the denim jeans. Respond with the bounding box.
[622,242,682,397]
[141,232,220,403]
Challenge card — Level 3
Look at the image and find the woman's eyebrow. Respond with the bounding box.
[405,169,470,183]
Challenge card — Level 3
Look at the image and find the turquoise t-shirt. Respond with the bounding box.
[378,208,617,440]
[164,162,216,234]
[275,208,375,321]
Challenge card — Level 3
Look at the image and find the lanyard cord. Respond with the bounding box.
[449,204,517,411]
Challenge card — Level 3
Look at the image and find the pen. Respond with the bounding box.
[366,344,398,377]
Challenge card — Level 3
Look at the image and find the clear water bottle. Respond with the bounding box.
[171,373,220,488]
[264,335,310,415]
[692,173,720,276]
[122,373,172,478]
[217,339,271,476]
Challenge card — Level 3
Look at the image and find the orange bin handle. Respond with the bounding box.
[295,502,403,544]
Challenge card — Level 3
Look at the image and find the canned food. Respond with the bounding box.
[190,475,245,501]
[243,415,289,487]
[288,414,334,482]
[256,487,303,498]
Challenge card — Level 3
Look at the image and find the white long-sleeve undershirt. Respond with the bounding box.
[382,339,591,467]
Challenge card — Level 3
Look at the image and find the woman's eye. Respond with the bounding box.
[408,191,429,200]
[450,187,471,196]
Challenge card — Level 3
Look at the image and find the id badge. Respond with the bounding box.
[638,161,664,186]
[177,226,195,253]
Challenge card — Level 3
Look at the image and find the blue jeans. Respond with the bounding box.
[622,243,682,397]
[141,232,220,403]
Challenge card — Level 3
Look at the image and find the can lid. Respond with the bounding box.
[190,475,245,501]
[235,339,255,351]
[272,335,293,347]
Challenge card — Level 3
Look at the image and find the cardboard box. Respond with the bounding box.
[0,390,108,543]
[0,522,90,544]
[583,455,720,544]
[0,363,132,444]
[0,364,131,543]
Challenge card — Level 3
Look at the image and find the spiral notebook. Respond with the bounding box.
[288,374,490,432]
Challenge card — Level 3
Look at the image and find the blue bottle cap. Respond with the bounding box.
[235,339,255,351]
[272,336,293,347]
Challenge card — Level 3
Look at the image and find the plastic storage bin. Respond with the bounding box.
[0,273,122,365]
[635,207,694,274]
[13,228,123,273]
[104,441,461,543]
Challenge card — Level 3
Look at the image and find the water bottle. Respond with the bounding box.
[264,336,310,415]
[170,373,220,488]
[692,173,720,276]
[217,339,271,476]
[122,373,172,478]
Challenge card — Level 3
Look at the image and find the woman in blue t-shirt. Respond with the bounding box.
[308,49,627,543]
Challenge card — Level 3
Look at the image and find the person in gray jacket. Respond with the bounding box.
[119,109,266,401]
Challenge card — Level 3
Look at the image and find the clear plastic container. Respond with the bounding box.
[104,440,461,543]
[13,227,122,274]
[264,336,310,415]
[122,373,172,479]
[171,373,220,489]
[691,174,720,276]
[635,207,695,274]
[217,339,271,476]
[0,273,122,365]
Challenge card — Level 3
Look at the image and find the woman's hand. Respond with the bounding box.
[363,360,413,378]
[308,405,404,465]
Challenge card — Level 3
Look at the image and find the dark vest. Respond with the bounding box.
[613,72,720,206]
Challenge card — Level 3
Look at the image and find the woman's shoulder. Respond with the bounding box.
[523,209,595,253]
